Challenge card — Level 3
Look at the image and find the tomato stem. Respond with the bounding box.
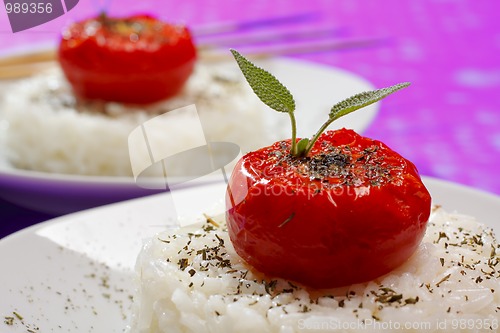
[289,112,298,156]
[301,117,336,157]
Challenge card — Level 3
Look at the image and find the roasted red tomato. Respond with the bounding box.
[58,14,196,104]
[226,128,431,288]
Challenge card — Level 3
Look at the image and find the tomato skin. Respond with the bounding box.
[58,14,196,104]
[226,128,431,288]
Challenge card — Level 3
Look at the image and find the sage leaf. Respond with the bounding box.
[296,138,310,156]
[329,82,410,121]
[231,49,296,114]
[230,48,411,158]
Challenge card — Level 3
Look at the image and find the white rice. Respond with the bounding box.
[0,63,272,176]
[128,207,500,333]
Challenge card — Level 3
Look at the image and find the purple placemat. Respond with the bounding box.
[1,0,499,237]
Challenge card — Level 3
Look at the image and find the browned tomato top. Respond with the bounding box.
[226,128,431,288]
[58,14,196,104]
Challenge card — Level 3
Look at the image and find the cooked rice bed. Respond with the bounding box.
[129,208,500,333]
[0,64,269,176]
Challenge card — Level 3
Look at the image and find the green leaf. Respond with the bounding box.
[296,138,309,156]
[302,82,411,156]
[230,49,295,114]
[230,48,411,158]
[329,82,410,121]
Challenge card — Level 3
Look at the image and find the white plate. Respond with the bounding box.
[0,57,378,215]
[0,177,499,332]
